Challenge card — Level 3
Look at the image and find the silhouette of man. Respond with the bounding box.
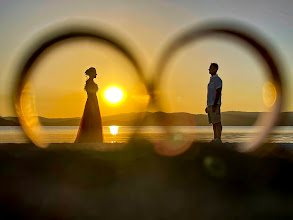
[205,63,222,143]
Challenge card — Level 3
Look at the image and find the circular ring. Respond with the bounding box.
[151,20,284,153]
[13,20,148,147]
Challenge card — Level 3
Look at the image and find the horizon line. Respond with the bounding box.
[1,110,289,119]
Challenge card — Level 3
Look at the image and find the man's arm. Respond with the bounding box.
[212,87,222,112]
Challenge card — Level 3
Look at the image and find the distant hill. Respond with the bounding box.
[38,117,81,126]
[0,117,20,126]
[1,111,293,126]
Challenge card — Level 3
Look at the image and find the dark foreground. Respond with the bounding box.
[1,141,293,219]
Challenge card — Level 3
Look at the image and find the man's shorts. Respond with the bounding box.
[207,105,221,124]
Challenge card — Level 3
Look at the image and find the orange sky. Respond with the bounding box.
[30,39,149,117]
[1,35,276,118]
[9,38,268,117]
[21,37,271,118]
[0,0,292,118]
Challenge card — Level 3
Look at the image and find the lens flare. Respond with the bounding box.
[103,86,125,104]
[263,81,277,107]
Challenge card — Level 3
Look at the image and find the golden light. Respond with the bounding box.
[131,95,150,104]
[109,126,119,135]
[263,81,277,107]
[103,86,125,104]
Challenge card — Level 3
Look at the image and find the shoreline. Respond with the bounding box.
[1,141,293,150]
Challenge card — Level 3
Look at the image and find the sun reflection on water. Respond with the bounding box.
[109,126,119,135]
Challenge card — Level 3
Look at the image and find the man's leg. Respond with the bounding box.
[215,105,222,140]
[212,123,217,139]
[216,122,222,140]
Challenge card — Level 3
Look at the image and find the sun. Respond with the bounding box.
[103,86,125,104]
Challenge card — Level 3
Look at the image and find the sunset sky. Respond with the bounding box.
[0,0,292,117]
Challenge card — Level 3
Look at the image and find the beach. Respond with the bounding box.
[1,141,293,219]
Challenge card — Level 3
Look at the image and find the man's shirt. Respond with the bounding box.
[207,74,222,106]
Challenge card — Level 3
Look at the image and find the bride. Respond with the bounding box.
[75,67,103,143]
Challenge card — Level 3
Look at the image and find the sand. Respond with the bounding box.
[1,141,293,219]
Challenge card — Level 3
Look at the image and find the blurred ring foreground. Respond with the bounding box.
[153,21,284,153]
[14,21,147,148]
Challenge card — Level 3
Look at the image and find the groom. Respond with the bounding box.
[205,63,222,143]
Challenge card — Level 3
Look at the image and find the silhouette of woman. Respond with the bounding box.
[75,67,103,143]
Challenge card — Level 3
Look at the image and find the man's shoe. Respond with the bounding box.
[209,139,216,143]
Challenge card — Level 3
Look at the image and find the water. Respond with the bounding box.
[1,126,293,144]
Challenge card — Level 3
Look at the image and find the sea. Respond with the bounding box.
[1,126,293,144]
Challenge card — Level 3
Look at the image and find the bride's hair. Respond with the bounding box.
[85,67,96,78]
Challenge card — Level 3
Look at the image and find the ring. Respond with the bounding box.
[152,20,284,153]
[13,20,148,147]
